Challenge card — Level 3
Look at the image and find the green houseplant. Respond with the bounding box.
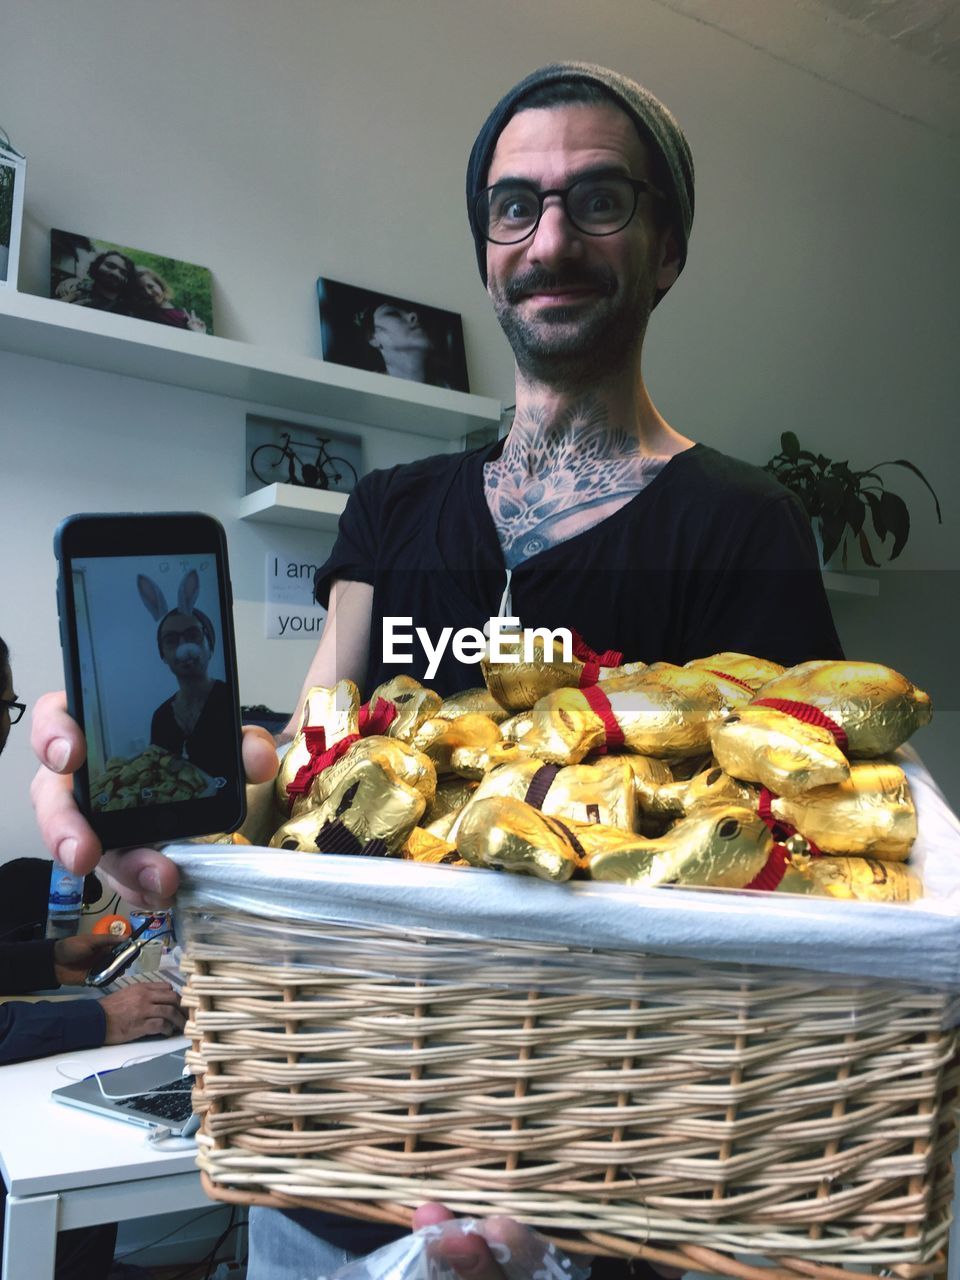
[764,432,942,568]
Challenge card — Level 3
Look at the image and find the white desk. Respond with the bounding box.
[0,1035,209,1280]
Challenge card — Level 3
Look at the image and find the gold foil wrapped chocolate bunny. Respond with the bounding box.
[770,759,917,859]
[481,632,587,713]
[438,687,511,723]
[270,757,426,855]
[684,652,786,691]
[752,661,932,756]
[366,675,443,742]
[455,796,582,881]
[277,681,360,812]
[710,704,851,797]
[585,805,773,888]
[411,713,503,775]
[520,668,750,765]
[448,756,636,843]
[291,735,437,819]
[778,853,922,901]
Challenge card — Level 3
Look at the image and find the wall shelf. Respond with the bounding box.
[822,571,880,597]
[0,291,501,441]
[238,483,347,529]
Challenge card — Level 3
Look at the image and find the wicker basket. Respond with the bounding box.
[178,896,960,1280]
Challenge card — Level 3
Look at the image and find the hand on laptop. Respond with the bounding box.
[52,933,119,986]
[100,982,185,1044]
[30,691,278,909]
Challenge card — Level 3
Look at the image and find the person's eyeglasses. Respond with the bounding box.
[475,175,664,245]
[0,699,26,725]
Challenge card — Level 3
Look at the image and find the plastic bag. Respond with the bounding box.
[328,1217,591,1280]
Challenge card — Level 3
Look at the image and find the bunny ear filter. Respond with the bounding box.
[137,574,169,622]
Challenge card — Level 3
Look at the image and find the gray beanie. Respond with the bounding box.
[466,62,694,298]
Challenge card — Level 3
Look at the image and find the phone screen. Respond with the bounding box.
[56,514,245,846]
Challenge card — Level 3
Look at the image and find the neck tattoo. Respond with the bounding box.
[483,396,669,568]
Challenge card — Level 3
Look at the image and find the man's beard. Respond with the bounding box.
[490,262,657,390]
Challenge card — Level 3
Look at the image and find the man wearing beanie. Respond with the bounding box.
[258,62,839,1279]
[30,63,843,1280]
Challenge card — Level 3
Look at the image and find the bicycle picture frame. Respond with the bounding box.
[0,140,25,290]
[245,413,362,497]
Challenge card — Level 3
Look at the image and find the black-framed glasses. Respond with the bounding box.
[475,174,664,245]
[0,699,26,725]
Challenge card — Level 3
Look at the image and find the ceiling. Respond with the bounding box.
[656,0,960,137]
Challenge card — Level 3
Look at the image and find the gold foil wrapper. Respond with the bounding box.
[455,796,580,882]
[651,764,758,820]
[449,740,523,779]
[423,777,479,826]
[481,633,584,712]
[771,759,917,859]
[710,705,850,797]
[438,687,511,723]
[754,660,933,756]
[277,681,360,812]
[500,711,536,743]
[270,757,425,854]
[778,854,922,901]
[411,713,503,775]
[292,735,437,819]
[367,675,443,742]
[685,652,786,691]
[401,827,463,865]
[449,757,636,843]
[520,670,737,765]
[519,689,606,765]
[586,804,773,888]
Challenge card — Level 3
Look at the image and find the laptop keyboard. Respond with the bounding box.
[116,1075,195,1122]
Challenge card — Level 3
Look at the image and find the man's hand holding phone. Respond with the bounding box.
[31,690,278,908]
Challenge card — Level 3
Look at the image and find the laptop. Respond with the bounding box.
[52,1047,197,1135]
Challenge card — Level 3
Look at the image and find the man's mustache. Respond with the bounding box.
[504,268,616,303]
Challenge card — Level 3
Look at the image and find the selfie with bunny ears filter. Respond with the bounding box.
[137,568,217,657]
[66,554,226,780]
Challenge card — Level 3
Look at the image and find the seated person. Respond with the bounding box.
[0,637,184,1280]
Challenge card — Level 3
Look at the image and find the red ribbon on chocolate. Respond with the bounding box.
[743,786,823,891]
[705,669,756,695]
[286,698,398,803]
[358,697,398,736]
[285,728,360,799]
[579,684,625,753]
[751,698,849,753]
[571,630,624,689]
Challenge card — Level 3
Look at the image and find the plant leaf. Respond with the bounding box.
[842,491,865,535]
[863,490,887,541]
[871,459,942,522]
[879,491,910,559]
[781,431,800,461]
[820,513,845,564]
[858,529,881,567]
[817,474,846,514]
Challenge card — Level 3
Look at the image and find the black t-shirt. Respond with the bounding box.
[314,441,843,697]
[150,678,233,780]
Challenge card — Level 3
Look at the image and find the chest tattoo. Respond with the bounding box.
[483,398,668,568]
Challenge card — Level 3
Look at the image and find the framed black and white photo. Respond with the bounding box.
[317,276,469,393]
[50,228,215,334]
[0,138,25,290]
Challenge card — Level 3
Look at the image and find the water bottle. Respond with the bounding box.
[45,863,85,939]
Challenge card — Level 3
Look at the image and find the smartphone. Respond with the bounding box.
[84,916,155,987]
[55,512,246,848]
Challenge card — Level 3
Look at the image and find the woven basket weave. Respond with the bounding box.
[180,906,960,1280]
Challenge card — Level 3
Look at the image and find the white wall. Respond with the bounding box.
[1,0,958,861]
